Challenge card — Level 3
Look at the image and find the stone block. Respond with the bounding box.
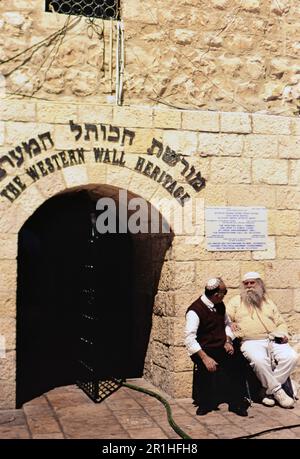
[0,233,17,259]
[277,237,300,259]
[53,124,83,150]
[77,105,113,124]
[0,350,15,381]
[202,184,228,205]
[37,102,78,123]
[182,111,219,132]
[0,317,15,350]
[276,187,300,210]
[265,260,300,288]
[199,133,243,156]
[153,291,175,316]
[252,114,291,135]
[151,315,173,345]
[62,165,89,188]
[0,185,45,234]
[220,112,251,134]
[294,290,300,313]
[158,261,195,291]
[195,260,240,288]
[291,119,300,136]
[0,382,15,409]
[252,159,288,184]
[36,171,66,199]
[243,135,278,158]
[113,107,153,128]
[210,158,251,183]
[86,163,107,185]
[5,122,53,146]
[226,185,276,207]
[253,237,276,260]
[0,260,16,293]
[268,289,293,313]
[169,346,193,372]
[279,136,300,159]
[268,210,299,236]
[0,100,36,122]
[163,130,198,155]
[172,371,193,398]
[153,109,181,129]
[290,161,300,185]
[0,290,16,318]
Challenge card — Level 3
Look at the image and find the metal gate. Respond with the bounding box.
[76,211,123,402]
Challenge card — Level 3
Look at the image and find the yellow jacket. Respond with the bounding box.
[226,295,288,341]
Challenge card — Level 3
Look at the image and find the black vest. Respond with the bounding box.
[186,298,226,350]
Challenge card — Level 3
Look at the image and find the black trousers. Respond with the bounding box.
[191,347,248,409]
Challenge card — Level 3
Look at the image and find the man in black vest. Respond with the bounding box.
[185,277,249,416]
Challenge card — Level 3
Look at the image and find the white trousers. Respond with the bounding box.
[241,339,299,395]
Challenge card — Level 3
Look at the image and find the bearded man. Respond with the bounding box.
[226,272,298,409]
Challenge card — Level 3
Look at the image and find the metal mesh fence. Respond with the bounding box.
[45,0,120,20]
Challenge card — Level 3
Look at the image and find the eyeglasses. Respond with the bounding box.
[243,281,256,286]
[217,289,227,296]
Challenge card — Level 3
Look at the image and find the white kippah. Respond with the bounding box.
[243,271,261,281]
[206,277,221,290]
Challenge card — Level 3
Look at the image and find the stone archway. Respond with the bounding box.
[0,166,186,408]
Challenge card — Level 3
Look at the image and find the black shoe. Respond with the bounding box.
[196,406,212,416]
[228,405,248,417]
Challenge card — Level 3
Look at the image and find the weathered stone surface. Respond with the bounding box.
[153,109,181,129]
[252,159,288,184]
[289,160,300,185]
[0,351,16,381]
[268,289,294,313]
[277,237,300,259]
[278,136,300,159]
[62,166,89,188]
[199,133,243,156]
[0,234,17,259]
[163,130,198,155]
[268,210,299,236]
[252,115,291,135]
[243,135,278,158]
[265,260,300,288]
[0,290,16,318]
[37,102,78,123]
[0,317,16,350]
[294,290,300,312]
[226,185,276,207]
[195,260,240,288]
[182,111,219,132]
[210,158,251,183]
[276,187,300,210]
[0,100,36,122]
[0,382,15,409]
[220,112,251,134]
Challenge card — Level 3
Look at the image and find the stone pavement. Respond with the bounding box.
[0,378,300,440]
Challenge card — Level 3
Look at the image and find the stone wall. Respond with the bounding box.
[0,1,300,114]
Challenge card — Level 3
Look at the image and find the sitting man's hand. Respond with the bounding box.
[224,342,234,355]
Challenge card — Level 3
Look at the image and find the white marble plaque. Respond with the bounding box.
[205,207,267,251]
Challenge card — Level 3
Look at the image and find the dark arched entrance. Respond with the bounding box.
[16,190,135,407]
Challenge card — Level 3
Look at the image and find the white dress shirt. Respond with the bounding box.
[184,294,234,356]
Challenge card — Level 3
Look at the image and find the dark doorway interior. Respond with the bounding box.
[16,190,134,407]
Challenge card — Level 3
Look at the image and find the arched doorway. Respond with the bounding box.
[16,186,172,407]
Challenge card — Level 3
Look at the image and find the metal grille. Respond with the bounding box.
[45,0,120,20]
[77,378,123,403]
